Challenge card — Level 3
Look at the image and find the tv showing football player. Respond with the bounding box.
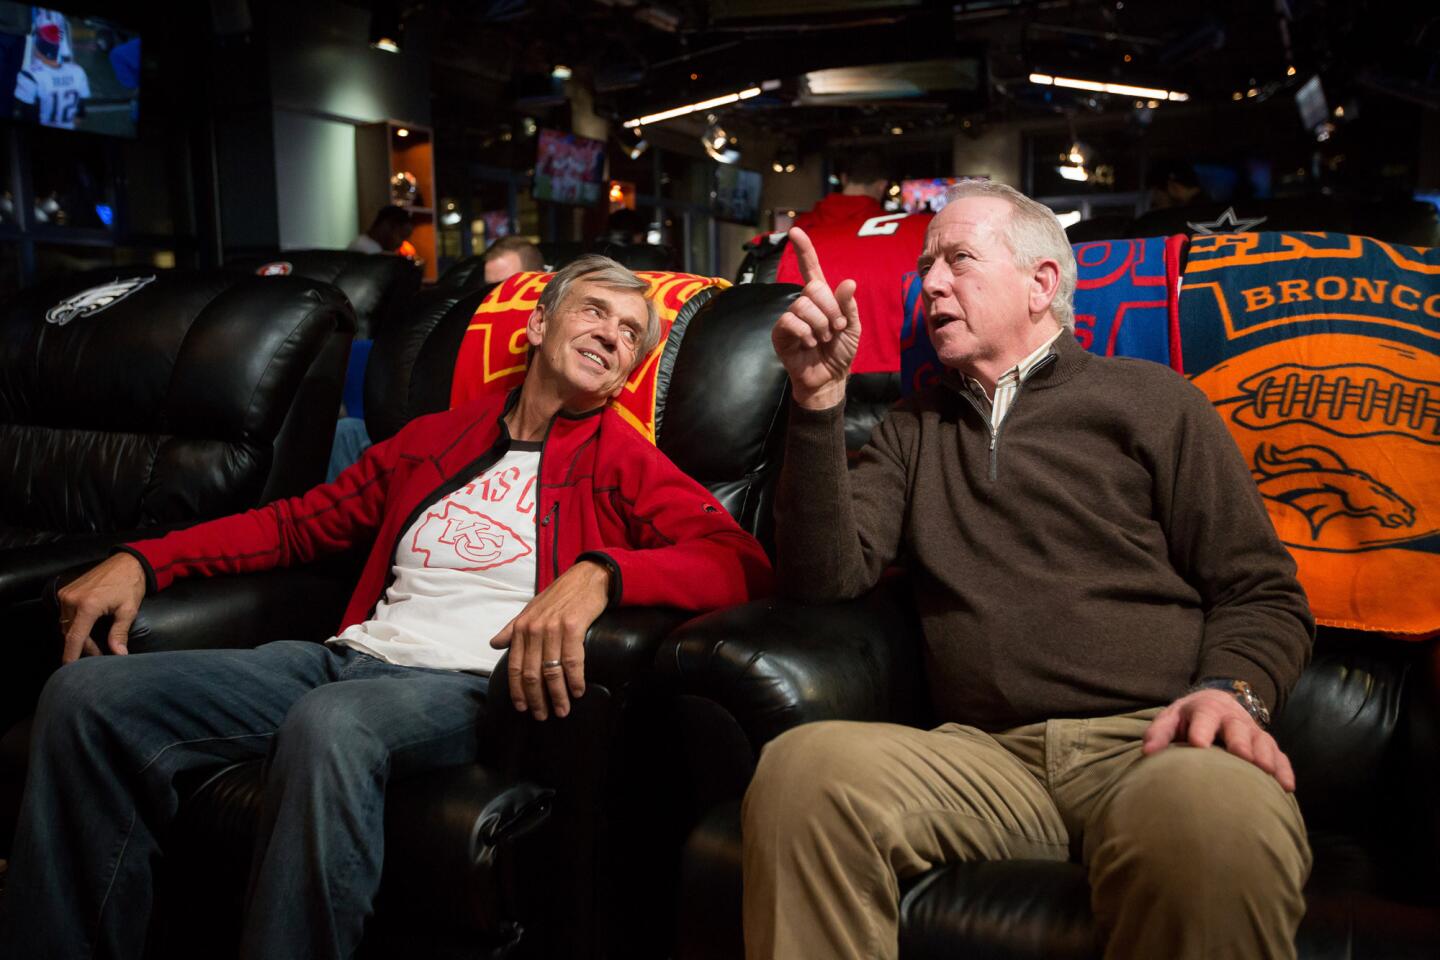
[533,129,606,205]
[0,3,140,137]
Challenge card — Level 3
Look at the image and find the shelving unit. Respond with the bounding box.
[356,120,437,281]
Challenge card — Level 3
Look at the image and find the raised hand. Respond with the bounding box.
[771,227,862,410]
[57,552,147,663]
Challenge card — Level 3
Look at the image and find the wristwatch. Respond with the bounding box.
[1189,677,1272,729]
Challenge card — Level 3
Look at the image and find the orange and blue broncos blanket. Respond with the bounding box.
[1181,232,1440,637]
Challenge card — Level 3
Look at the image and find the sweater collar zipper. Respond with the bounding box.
[954,353,1058,482]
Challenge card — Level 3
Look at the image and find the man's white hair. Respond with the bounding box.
[942,180,1077,331]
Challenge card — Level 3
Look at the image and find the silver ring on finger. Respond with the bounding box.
[542,659,563,670]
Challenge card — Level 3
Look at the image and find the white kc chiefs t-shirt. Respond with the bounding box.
[332,442,541,674]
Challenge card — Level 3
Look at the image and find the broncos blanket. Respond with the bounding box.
[449,270,729,444]
[1182,231,1440,637]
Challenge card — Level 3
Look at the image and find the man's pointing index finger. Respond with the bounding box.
[788,227,828,287]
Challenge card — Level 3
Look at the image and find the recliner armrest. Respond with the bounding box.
[485,605,692,787]
[654,574,928,753]
[0,529,186,608]
[44,557,358,657]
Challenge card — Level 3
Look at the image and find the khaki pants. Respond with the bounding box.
[742,710,1311,960]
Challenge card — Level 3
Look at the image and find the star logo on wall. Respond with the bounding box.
[1187,207,1268,234]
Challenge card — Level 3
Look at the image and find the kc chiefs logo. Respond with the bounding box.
[411,502,532,571]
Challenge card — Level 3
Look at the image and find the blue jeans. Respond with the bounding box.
[327,417,372,483]
[2,641,490,960]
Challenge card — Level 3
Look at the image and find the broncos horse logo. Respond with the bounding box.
[1251,443,1415,540]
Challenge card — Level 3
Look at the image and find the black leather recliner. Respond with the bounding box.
[0,267,354,692]
[657,577,1440,958]
[3,279,801,959]
[228,249,422,339]
[0,267,355,859]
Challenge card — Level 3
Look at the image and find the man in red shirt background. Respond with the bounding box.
[772,153,933,374]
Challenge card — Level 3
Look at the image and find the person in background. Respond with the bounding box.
[791,151,890,231]
[1146,159,1211,210]
[482,236,546,283]
[348,204,415,254]
[769,152,931,374]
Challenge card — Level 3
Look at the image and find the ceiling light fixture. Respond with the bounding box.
[623,86,762,129]
[1029,73,1188,102]
[1057,140,1091,182]
[702,116,741,164]
[368,4,403,53]
[616,127,649,160]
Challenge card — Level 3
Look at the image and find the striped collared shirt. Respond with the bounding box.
[965,327,1066,430]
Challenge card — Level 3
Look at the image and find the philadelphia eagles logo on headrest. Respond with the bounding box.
[45,275,156,326]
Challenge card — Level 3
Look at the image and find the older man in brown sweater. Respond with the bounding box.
[744,180,1315,960]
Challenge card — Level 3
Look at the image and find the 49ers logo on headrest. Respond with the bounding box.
[256,261,293,276]
[45,275,156,326]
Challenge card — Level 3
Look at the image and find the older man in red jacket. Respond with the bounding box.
[2,255,772,960]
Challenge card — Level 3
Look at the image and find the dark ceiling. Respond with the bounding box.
[421,0,1440,140]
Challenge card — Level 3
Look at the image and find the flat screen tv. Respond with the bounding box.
[533,129,606,205]
[713,165,761,224]
[901,177,961,213]
[0,3,140,137]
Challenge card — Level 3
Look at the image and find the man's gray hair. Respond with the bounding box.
[537,254,662,358]
[942,180,1077,331]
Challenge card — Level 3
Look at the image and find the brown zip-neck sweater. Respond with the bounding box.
[776,333,1314,730]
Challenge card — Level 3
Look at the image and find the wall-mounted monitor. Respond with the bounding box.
[713,165,761,224]
[0,3,140,137]
[533,129,606,205]
[901,178,960,213]
[1295,76,1328,135]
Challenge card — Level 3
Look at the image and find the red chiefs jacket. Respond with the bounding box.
[124,392,774,631]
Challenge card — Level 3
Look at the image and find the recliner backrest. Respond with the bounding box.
[364,284,492,443]
[653,283,794,546]
[0,270,355,544]
[228,250,420,339]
